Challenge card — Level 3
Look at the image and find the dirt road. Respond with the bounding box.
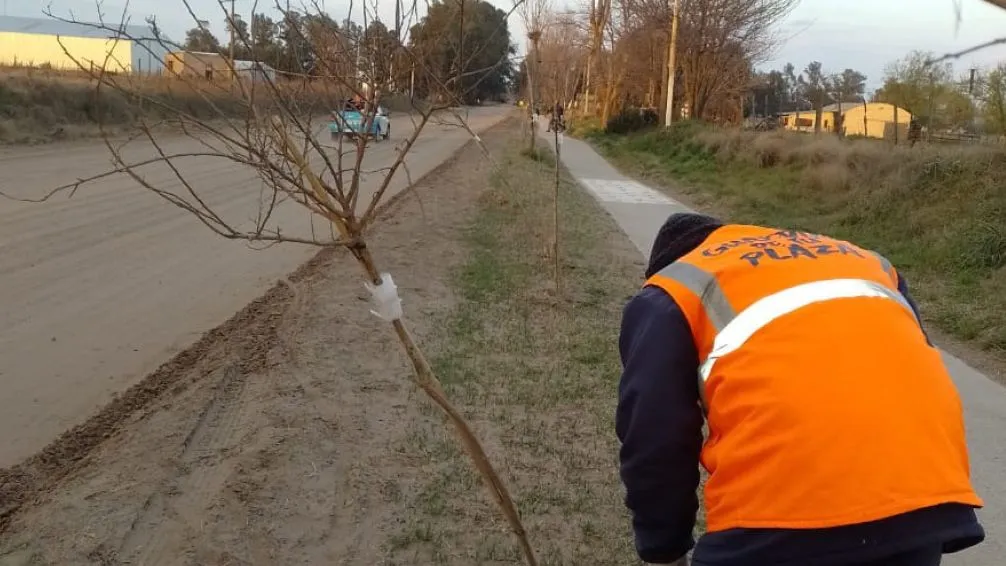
[0,115,526,566]
[0,106,510,468]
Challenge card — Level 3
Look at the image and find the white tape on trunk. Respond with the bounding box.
[365,273,404,321]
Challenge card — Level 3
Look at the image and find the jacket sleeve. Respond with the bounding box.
[895,271,933,347]
[616,285,705,564]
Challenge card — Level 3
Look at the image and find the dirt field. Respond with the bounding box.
[0,106,510,467]
[0,119,644,564]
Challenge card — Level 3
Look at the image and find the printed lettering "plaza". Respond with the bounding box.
[700,230,867,267]
[739,242,865,266]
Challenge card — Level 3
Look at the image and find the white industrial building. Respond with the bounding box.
[0,15,172,74]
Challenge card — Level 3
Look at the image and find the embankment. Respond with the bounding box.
[579,120,1006,357]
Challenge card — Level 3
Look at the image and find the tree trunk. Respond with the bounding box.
[836,100,843,137]
[528,37,540,152]
[659,44,669,123]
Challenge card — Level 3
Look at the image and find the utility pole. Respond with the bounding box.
[229,0,237,84]
[663,0,680,127]
[969,67,979,136]
[395,0,401,40]
[527,32,542,151]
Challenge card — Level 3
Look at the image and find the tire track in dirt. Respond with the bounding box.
[117,363,250,565]
[0,247,333,534]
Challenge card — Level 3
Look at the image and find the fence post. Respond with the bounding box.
[862,99,868,138]
[893,105,899,145]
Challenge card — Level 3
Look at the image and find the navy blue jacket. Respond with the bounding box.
[616,273,985,565]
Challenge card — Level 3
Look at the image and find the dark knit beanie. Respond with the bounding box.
[645,212,724,278]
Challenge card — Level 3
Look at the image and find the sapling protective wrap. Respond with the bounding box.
[365,273,404,321]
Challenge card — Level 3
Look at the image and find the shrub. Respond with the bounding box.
[605,107,658,135]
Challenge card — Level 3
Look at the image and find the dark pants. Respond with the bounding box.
[694,545,943,566]
[854,546,941,566]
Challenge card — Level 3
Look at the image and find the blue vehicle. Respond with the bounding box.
[329,102,391,142]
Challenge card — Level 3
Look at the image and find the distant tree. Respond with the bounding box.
[304,14,344,76]
[982,63,1006,134]
[250,14,281,67]
[826,68,867,135]
[515,58,529,97]
[798,61,831,132]
[224,15,251,60]
[183,26,221,53]
[830,68,867,102]
[873,50,970,129]
[747,69,788,117]
[408,0,514,103]
[276,11,309,72]
[363,21,405,92]
[676,0,797,121]
[779,62,811,111]
[274,11,342,75]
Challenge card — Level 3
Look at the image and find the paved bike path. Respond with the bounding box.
[543,129,1004,565]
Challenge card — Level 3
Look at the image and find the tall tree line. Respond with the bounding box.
[180,2,515,102]
[530,0,799,124]
[746,63,867,123]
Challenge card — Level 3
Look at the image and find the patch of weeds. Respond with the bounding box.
[385,121,639,564]
[586,122,1006,361]
[520,145,556,166]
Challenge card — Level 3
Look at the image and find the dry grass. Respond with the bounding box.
[385,130,641,564]
[585,122,1006,356]
[0,66,417,144]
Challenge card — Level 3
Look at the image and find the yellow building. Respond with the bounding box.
[0,15,169,74]
[165,51,230,80]
[779,102,912,140]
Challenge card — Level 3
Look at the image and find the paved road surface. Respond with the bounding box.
[0,106,509,467]
[543,129,1004,565]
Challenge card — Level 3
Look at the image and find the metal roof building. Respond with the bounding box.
[0,15,174,74]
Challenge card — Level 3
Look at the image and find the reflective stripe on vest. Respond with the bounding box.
[698,278,919,382]
[655,263,920,384]
[656,262,736,331]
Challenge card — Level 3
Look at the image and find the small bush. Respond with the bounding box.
[605,107,658,135]
[520,146,554,165]
[567,116,603,138]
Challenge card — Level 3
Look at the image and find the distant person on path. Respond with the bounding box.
[617,212,985,566]
[547,101,564,133]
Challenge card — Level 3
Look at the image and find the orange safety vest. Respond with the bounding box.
[644,224,983,533]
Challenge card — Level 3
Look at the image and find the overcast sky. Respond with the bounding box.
[10,0,1006,92]
[8,0,528,45]
[763,0,1006,93]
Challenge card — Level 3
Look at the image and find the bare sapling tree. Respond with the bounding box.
[518,0,550,151]
[537,8,586,292]
[550,115,562,292]
[2,1,537,563]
